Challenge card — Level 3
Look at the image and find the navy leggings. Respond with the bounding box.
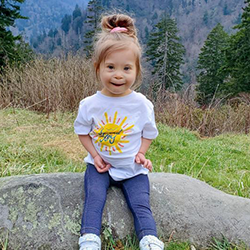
[80,163,157,240]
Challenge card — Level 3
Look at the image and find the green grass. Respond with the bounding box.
[0,108,85,177]
[147,124,250,198]
[0,108,250,250]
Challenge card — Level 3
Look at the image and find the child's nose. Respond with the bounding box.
[114,72,123,79]
[115,75,123,79]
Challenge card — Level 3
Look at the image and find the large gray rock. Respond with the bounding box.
[0,173,249,249]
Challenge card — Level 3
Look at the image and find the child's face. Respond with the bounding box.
[98,47,137,97]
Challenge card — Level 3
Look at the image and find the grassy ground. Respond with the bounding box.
[0,108,249,249]
[148,124,250,198]
[0,108,85,176]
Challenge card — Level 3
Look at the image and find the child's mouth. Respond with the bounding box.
[111,82,125,87]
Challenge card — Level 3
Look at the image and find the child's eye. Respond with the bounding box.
[124,66,131,71]
[107,65,114,70]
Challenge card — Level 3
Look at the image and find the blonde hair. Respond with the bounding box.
[93,14,142,85]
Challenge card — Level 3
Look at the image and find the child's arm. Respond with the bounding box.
[135,138,153,171]
[78,135,111,173]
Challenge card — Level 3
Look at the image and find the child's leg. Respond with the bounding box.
[80,163,110,236]
[122,174,157,241]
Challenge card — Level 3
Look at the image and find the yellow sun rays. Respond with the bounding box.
[92,111,134,155]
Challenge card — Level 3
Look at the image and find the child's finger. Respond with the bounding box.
[100,158,108,169]
[135,155,140,163]
[98,162,104,169]
[94,156,104,169]
[143,159,149,168]
[144,160,152,171]
[95,161,104,170]
[148,161,153,172]
[99,164,110,173]
[95,166,103,173]
[104,165,111,171]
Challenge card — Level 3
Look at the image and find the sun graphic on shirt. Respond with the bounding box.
[91,111,134,155]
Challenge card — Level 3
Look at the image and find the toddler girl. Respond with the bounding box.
[74,13,164,250]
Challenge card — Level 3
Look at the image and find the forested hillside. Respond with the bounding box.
[119,0,244,83]
[12,0,89,40]
[25,0,245,84]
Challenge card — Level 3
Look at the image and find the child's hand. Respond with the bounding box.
[93,154,111,173]
[135,152,153,172]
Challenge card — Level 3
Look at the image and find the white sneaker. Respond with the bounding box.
[78,233,101,250]
[139,235,164,250]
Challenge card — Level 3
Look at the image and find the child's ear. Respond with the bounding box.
[94,63,100,81]
[94,62,99,72]
[94,62,99,75]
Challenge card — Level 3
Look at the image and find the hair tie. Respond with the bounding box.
[110,27,128,33]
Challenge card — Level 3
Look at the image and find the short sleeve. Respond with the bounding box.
[142,104,158,139]
[74,100,92,135]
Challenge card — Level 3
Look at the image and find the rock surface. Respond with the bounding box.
[0,173,250,249]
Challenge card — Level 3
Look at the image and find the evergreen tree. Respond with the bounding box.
[72,4,83,36]
[61,14,71,34]
[73,15,84,35]
[203,11,209,25]
[84,0,103,57]
[73,4,81,20]
[223,0,250,95]
[48,29,54,37]
[126,4,130,12]
[0,0,32,69]
[223,4,231,15]
[196,23,229,105]
[146,15,185,92]
[57,37,62,46]
[144,26,149,41]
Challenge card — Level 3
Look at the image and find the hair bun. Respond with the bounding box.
[101,14,137,38]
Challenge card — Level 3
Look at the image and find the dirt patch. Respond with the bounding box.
[43,136,87,162]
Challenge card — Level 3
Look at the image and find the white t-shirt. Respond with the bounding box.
[74,91,158,181]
